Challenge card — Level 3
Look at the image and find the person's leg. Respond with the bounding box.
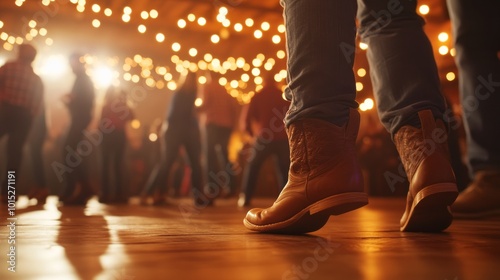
[114,130,128,203]
[447,0,500,217]
[244,0,367,234]
[205,124,221,194]
[358,0,457,231]
[100,135,112,202]
[183,125,206,207]
[143,127,181,204]
[218,126,235,195]
[28,112,49,204]
[3,107,32,199]
[239,137,273,207]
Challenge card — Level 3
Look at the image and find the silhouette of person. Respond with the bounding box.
[238,74,290,207]
[199,72,239,198]
[59,53,95,205]
[0,44,43,203]
[99,86,134,204]
[141,71,206,207]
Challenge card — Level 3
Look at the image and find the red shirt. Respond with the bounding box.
[244,84,289,141]
[0,61,43,115]
[201,81,239,128]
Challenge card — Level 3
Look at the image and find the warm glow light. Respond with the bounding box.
[92,19,101,28]
[92,4,100,13]
[219,7,228,15]
[150,9,158,19]
[359,42,368,50]
[39,28,47,36]
[149,133,158,142]
[278,24,286,33]
[251,68,261,76]
[254,76,263,85]
[93,66,115,88]
[272,35,281,44]
[241,73,250,82]
[198,76,207,84]
[261,22,270,31]
[357,68,367,77]
[245,18,254,27]
[76,5,85,13]
[450,48,456,57]
[195,97,203,107]
[418,5,430,15]
[172,42,181,52]
[219,77,227,86]
[123,6,132,14]
[254,30,263,39]
[187,14,196,22]
[197,17,207,26]
[131,119,141,129]
[356,82,363,91]
[29,20,36,28]
[277,50,286,59]
[234,23,243,32]
[0,21,3,29]
[189,48,198,57]
[222,19,231,27]
[438,32,449,42]
[141,11,149,19]
[138,24,146,33]
[439,45,449,55]
[30,29,38,37]
[45,38,53,46]
[15,37,23,44]
[156,33,165,42]
[167,81,177,90]
[446,72,456,81]
[104,8,112,16]
[178,19,187,28]
[122,14,131,22]
[38,55,69,77]
[204,53,213,62]
[211,34,220,44]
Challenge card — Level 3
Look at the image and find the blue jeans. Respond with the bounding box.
[447,0,500,175]
[282,0,446,135]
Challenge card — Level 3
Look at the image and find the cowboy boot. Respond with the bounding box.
[243,109,368,234]
[395,110,458,232]
[451,170,500,218]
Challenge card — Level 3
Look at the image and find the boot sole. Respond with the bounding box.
[400,183,458,232]
[243,192,368,234]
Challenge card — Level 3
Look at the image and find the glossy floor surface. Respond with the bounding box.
[1,197,499,280]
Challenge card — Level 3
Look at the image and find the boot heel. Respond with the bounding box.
[309,192,368,216]
[401,183,458,232]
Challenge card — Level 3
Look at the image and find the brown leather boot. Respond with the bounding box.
[395,110,458,232]
[451,170,500,218]
[243,109,368,234]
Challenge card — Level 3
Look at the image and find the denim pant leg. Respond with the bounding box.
[447,0,500,174]
[281,0,358,127]
[240,137,274,202]
[357,0,446,135]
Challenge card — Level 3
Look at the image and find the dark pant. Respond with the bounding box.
[143,123,203,198]
[205,124,234,194]
[60,116,92,199]
[101,129,127,200]
[447,0,500,175]
[29,111,47,189]
[240,138,290,203]
[0,103,33,195]
[282,0,446,135]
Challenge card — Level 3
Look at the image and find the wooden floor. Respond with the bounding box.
[1,196,499,280]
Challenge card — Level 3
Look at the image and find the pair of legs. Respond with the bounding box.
[27,110,49,204]
[0,103,32,200]
[205,124,234,196]
[101,129,127,203]
[60,116,93,204]
[142,123,204,206]
[447,0,500,217]
[239,138,290,206]
[244,0,458,233]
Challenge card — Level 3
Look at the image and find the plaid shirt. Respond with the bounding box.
[0,60,44,115]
